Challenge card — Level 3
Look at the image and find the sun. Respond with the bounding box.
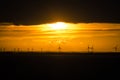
[48,22,67,30]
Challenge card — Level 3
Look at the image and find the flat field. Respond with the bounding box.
[0,52,120,80]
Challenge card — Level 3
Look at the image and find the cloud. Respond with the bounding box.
[0,23,120,38]
[0,23,120,52]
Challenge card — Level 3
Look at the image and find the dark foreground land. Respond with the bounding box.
[0,52,120,80]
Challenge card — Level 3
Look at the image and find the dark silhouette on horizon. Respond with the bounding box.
[88,45,94,53]
[113,45,118,52]
[58,45,62,52]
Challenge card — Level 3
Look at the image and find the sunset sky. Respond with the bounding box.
[0,22,120,52]
[0,0,120,52]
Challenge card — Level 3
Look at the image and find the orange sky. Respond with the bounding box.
[0,22,120,52]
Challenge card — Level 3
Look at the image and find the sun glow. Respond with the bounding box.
[48,22,67,30]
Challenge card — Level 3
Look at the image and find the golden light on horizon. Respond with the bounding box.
[48,22,67,30]
[0,23,120,52]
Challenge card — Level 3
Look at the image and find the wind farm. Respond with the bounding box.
[0,22,120,80]
[0,0,120,79]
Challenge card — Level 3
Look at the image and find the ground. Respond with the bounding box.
[0,52,120,80]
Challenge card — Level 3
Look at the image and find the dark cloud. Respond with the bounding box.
[80,29,120,32]
[0,0,120,25]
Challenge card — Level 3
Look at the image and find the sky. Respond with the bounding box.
[0,0,120,24]
[0,0,120,52]
[0,23,120,52]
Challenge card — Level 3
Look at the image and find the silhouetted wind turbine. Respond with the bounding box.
[58,44,61,52]
[3,48,5,52]
[17,48,20,52]
[113,45,118,52]
[31,48,34,52]
[88,45,94,53]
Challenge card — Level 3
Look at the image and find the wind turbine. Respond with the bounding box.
[31,48,34,52]
[3,48,5,52]
[58,44,61,53]
[88,45,94,53]
[17,48,20,52]
[113,45,118,52]
[57,39,66,53]
[87,40,94,53]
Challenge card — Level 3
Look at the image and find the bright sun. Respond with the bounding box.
[48,22,67,30]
